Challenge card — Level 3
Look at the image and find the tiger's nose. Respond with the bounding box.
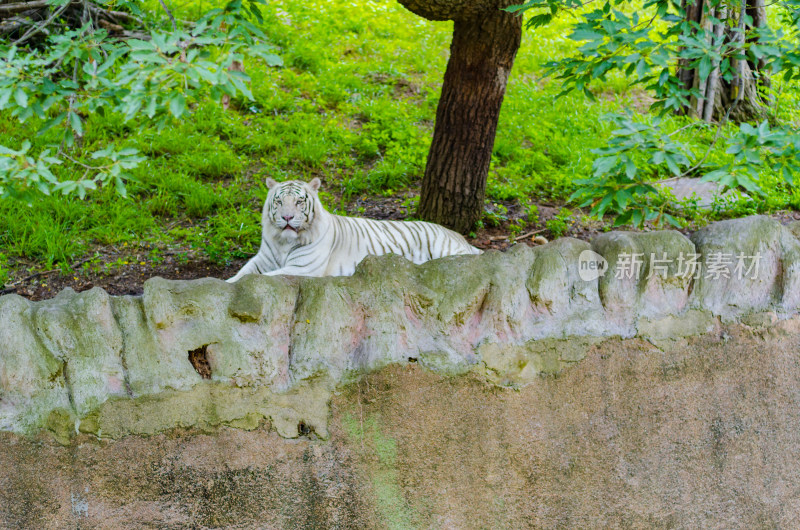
[282,215,294,222]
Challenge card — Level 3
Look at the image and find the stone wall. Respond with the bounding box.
[2,215,800,527]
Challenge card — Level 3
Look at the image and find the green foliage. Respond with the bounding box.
[525,203,540,224]
[510,0,800,226]
[0,0,281,198]
[483,202,509,227]
[0,252,8,286]
[570,113,800,227]
[569,113,688,227]
[510,0,800,108]
[708,121,800,190]
[545,208,573,238]
[1,0,798,272]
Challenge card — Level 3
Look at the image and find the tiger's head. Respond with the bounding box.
[263,177,323,244]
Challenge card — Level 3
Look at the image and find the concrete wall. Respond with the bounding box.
[1,215,800,527]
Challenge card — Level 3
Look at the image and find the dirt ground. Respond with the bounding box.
[4,196,800,302]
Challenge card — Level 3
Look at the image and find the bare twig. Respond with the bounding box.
[57,151,114,170]
[12,0,74,45]
[4,256,95,289]
[0,0,52,15]
[158,0,176,31]
[97,18,123,33]
[5,268,60,287]
[488,228,547,242]
[86,3,146,28]
[665,121,704,138]
[117,30,150,40]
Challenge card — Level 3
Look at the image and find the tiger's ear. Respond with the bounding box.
[308,177,322,192]
[265,178,278,189]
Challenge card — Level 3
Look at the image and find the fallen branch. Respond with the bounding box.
[3,255,95,289]
[0,0,53,15]
[3,268,60,289]
[12,0,74,45]
[86,3,146,27]
[488,228,547,242]
[1,0,148,43]
[0,16,32,37]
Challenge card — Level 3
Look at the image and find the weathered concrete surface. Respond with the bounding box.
[2,215,800,526]
[2,321,800,528]
[1,215,799,443]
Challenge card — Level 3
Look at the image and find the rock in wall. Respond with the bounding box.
[1,215,799,442]
[2,215,800,527]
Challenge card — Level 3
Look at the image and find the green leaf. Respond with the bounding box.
[0,144,22,156]
[145,96,158,118]
[701,169,729,182]
[570,29,604,41]
[613,210,634,227]
[91,146,112,159]
[257,53,283,67]
[115,176,127,198]
[596,193,614,214]
[664,153,680,175]
[69,112,83,136]
[625,158,637,179]
[663,214,681,228]
[615,189,632,210]
[782,166,794,186]
[593,156,618,176]
[631,209,643,227]
[13,88,28,108]
[169,93,186,118]
[0,89,12,109]
[36,112,67,136]
[698,56,711,82]
[196,67,220,84]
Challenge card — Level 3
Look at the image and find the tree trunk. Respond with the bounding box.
[677,0,769,122]
[415,10,521,233]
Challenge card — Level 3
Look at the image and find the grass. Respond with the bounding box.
[0,0,798,275]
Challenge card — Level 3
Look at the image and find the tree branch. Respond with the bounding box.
[0,0,53,15]
[12,0,73,45]
[158,0,175,31]
[397,0,516,22]
[87,4,146,27]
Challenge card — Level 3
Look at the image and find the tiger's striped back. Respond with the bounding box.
[228,178,481,281]
[324,216,477,275]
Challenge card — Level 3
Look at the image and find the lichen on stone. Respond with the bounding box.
[1,215,799,443]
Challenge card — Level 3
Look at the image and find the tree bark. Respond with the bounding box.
[399,2,521,233]
[677,0,769,122]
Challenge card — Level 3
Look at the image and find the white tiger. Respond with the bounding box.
[228,178,481,281]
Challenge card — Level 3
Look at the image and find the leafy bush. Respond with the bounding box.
[0,0,281,200]
[545,208,573,238]
[509,0,800,226]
